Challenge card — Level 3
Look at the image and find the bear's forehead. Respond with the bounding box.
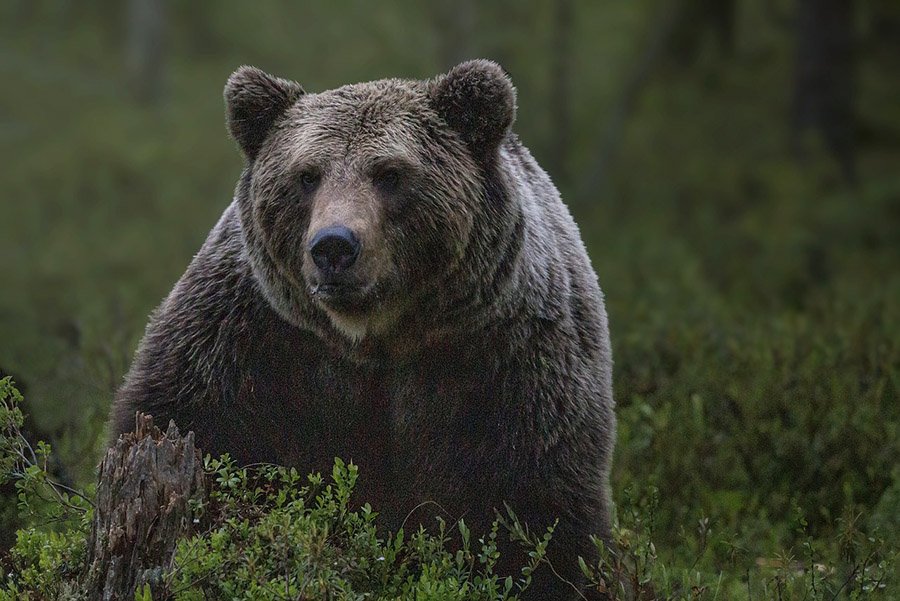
[308,79,426,114]
[276,80,435,165]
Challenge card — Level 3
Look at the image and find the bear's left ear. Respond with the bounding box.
[224,66,305,160]
[429,59,517,161]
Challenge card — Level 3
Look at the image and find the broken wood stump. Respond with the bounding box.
[83,413,206,600]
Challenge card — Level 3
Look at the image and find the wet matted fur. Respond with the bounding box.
[110,60,616,600]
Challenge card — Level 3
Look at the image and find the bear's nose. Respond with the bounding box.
[309,225,361,275]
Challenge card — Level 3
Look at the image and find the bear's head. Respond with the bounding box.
[225,61,517,352]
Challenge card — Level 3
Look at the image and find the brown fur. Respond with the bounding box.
[110,60,615,599]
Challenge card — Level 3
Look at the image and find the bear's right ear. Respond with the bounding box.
[224,66,305,160]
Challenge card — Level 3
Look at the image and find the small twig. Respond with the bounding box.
[46,478,96,508]
[543,556,589,601]
[9,445,94,510]
[399,499,455,533]
[12,432,38,467]
[828,564,859,601]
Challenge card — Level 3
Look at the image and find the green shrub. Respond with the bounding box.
[2,378,555,600]
[167,456,549,600]
[2,378,897,599]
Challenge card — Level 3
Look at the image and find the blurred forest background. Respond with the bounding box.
[0,0,898,594]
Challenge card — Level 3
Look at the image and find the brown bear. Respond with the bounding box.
[110,60,616,599]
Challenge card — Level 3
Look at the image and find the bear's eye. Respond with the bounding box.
[299,170,321,193]
[373,168,402,193]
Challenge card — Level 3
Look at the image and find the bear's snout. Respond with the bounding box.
[309,225,361,277]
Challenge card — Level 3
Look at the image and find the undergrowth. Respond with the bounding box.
[1,377,897,600]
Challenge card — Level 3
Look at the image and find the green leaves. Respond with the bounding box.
[1,376,897,599]
[168,458,540,600]
[0,377,26,486]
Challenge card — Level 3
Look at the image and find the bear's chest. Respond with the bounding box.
[240,319,393,494]
[239,318,522,526]
[386,356,520,501]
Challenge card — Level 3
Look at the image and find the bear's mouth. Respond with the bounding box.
[309,281,374,314]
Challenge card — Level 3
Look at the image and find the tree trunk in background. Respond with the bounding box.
[548,0,574,187]
[127,0,165,104]
[711,0,737,55]
[791,0,858,183]
[83,414,205,600]
[433,0,476,69]
[582,2,683,198]
[670,0,737,63]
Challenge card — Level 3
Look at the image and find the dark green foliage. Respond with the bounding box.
[1,0,899,598]
[579,486,896,599]
[2,382,898,599]
[1,378,90,600]
[168,457,550,600]
[597,63,900,554]
[1,382,554,599]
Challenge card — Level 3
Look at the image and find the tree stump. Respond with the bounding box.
[83,413,206,600]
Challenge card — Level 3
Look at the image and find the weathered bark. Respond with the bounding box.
[83,413,205,600]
